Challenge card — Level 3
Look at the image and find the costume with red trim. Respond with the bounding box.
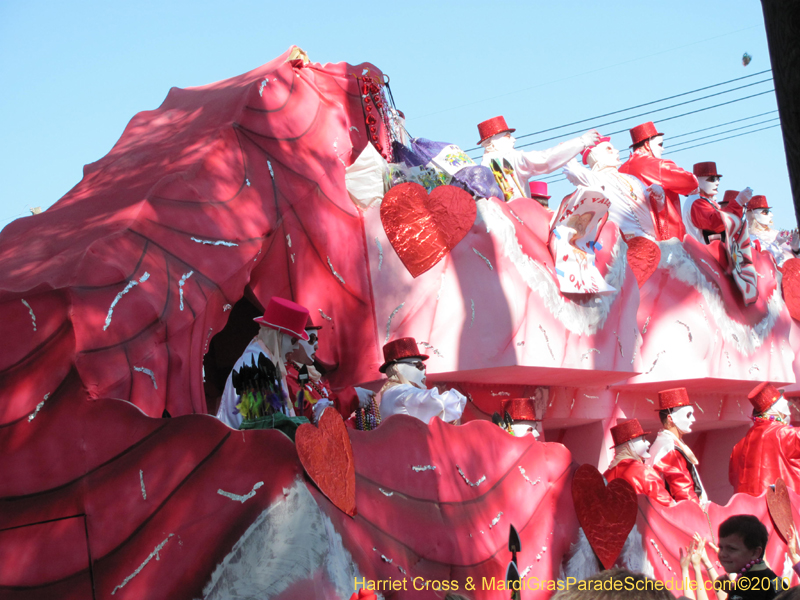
[648,430,707,503]
[286,363,360,422]
[604,460,673,507]
[618,154,697,240]
[729,419,800,496]
[687,194,743,237]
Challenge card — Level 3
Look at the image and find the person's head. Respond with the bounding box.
[551,568,673,600]
[477,115,515,152]
[610,419,651,459]
[746,195,773,229]
[629,122,665,159]
[585,139,619,170]
[693,162,722,198]
[503,398,542,439]
[717,515,768,573]
[253,297,310,366]
[380,337,429,388]
[748,382,792,421]
[656,388,695,436]
[287,317,321,366]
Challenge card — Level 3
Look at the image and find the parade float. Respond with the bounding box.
[2,46,800,599]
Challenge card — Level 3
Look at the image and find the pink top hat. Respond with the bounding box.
[477,116,515,145]
[253,297,310,340]
[529,181,551,199]
[581,136,611,164]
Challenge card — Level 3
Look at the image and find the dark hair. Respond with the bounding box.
[551,568,673,600]
[632,140,649,151]
[658,409,671,427]
[718,515,768,557]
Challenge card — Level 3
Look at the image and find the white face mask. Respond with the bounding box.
[588,142,620,170]
[648,136,664,159]
[395,360,427,388]
[772,396,791,419]
[753,210,773,227]
[510,421,540,439]
[670,406,695,434]
[698,176,720,198]
[280,334,300,360]
[487,133,516,154]
[629,437,651,459]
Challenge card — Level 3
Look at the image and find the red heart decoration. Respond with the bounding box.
[781,258,800,322]
[380,183,477,278]
[766,477,794,543]
[295,409,356,516]
[572,464,638,569]
[626,236,661,288]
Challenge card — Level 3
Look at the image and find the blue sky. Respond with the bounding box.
[0,1,792,229]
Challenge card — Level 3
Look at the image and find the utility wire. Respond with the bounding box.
[511,88,776,151]
[464,72,772,153]
[669,118,781,148]
[668,110,778,140]
[669,124,781,154]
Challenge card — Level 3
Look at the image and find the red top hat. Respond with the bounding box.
[581,136,611,164]
[720,190,739,206]
[656,387,691,411]
[253,297,310,340]
[380,337,429,373]
[693,162,722,178]
[477,116,515,145]
[629,121,664,146]
[610,418,650,447]
[502,398,541,421]
[747,195,770,210]
[748,382,781,414]
[305,315,322,331]
[529,181,551,199]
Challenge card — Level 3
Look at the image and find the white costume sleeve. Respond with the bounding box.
[380,384,467,424]
[509,136,587,181]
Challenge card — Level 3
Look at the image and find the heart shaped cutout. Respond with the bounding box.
[767,477,794,543]
[626,236,661,288]
[781,258,800,322]
[295,409,356,516]
[380,183,477,278]
[572,464,638,569]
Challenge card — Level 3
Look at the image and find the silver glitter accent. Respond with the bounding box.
[770,341,775,356]
[581,348,601,360]
[749,364,761,374]
[642,316,651,334]
[695,402,705,414]
[245,178,250,187]
[349,126,359,132]
[614,331,624,357]
[470,299,475,328]
[27,393,50,422]
[21,299,36,331]
[509,209,524,224]
[319,309,333,322]
[489,512,503,528]
[111,534,174,595]
[521,565,533,576]
[412,465,436,472]
[290,254,295,263]
[724,351,731,367]
[517,340,525,346]
[223,304,232,312]
[650,538,673,572]
[645,351,666,375]
[140,470,147,500]
[178,271,194,311]
[133,366,158,389]
[698,302,709,324]
[375,237,383,271]
[615,392,620,405]
[267,160,274,179]
[645,397,655,404]
[190,237,238,247]
[699,259,720,277]
[676,320,692,342]
[456,465,486,487]
[385,302,405,342]
[472,247,494,270]
[381,555,393,564]
[286,234,292,247]
[258,78,269,96]
[397,566,406,575]
[104,272,150,331]
[539,325,555,360]
[379,488,394,497]
[418,341,444,358]
[584,394,599,399]
[217,481,264,503]
[327,257,346,285]
[491,391,511,397]
[204,327,214,354]
[519,466,541,486]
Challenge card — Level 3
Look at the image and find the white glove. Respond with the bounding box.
[647,184,665,211]
[735,187,753,207]
[355,387,375,409]
[312,399,334,423]
[580,129,601,148]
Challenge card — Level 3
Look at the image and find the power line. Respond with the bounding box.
[464,71,772,153]
[669,118,781,148]
[668,124,781,154]
[508,88,776,152]
[668,110,778,140]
